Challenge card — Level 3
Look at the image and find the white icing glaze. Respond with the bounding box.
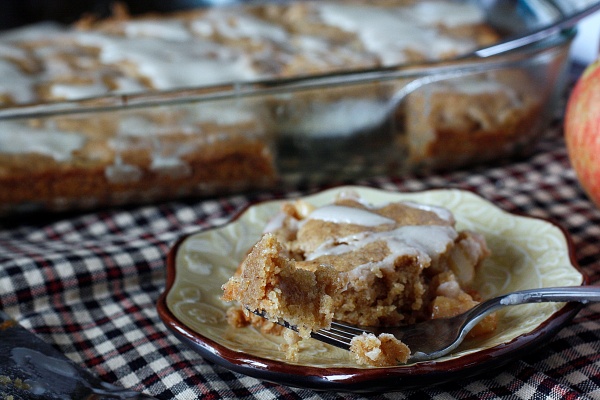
[436,280,461,297]
[317,3,414,65]
[333,191,454,223]
[317,1,484,65]
[77,33,259,89]
[280,99,389,138]
[307,205,396,227]
[150,155,191,177]
[104,163,143,183]
[123,20,192,41]
[335,189,361,203]
[0,59,35,104]
[50,81,109,100]
[0,121,85,161]
[112,76,148,93]
[297,199,461,277]
[0,42,28,60]
[307,225,457,271]
[187,102,257,125]
[263,211,288,234]
[411,1,486,27]
[400,201,455,223]
[196,9,288,44]
[117,115,195,138]
[139,52,256,89]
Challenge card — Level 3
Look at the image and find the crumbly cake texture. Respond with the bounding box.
[222,190,497,366]
[349,333,410,367]
[222,233,347,339]
[0,1,540,211]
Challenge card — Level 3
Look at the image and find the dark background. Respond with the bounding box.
[0,0,228,30]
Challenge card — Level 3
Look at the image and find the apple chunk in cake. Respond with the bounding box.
[221,190,496,365]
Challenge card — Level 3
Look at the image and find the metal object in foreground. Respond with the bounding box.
[0,311,157,399]
[253,285,599,363]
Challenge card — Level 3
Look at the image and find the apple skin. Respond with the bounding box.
[564,58,600,207]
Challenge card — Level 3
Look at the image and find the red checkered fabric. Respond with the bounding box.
[1,74,600,399]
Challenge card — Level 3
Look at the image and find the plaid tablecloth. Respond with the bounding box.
[2,74,600,399]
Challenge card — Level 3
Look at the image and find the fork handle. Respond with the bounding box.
[498,285,600,306]
[460,285,598,329]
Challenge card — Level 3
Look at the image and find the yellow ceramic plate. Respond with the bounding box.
[157,186,586,391]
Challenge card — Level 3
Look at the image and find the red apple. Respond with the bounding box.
[564,57,600,207]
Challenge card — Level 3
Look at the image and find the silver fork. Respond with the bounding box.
[253,285,599,363]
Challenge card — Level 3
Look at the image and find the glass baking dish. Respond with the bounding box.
[0,0,577,214]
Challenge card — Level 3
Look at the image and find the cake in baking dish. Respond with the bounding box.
[404,71,544,168]
[222,190,497,366]
[0,0,499,108]
[0,0,542,212]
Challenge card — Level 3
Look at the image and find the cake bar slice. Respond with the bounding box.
[222,233,347,339]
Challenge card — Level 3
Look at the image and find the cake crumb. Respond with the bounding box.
[350,333,410,366]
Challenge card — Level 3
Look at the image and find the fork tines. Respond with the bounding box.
[311,321,372,350]
[248,308,372,351]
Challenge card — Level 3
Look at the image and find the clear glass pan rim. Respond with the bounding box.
[0,28,575,121]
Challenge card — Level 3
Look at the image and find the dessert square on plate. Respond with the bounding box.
[222,189,496,366]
